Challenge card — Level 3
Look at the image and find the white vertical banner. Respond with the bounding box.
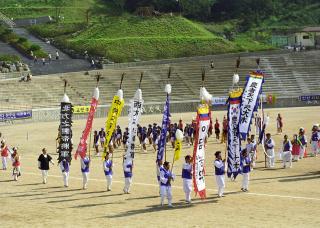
[125,89,144,163]
[239,72,264,139]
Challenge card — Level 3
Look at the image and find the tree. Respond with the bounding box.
[51,0,66,23]
[180,0,216,20]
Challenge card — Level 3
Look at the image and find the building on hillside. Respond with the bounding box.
[271,26,320,49]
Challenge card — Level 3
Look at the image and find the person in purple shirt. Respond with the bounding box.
[282,135,293,168]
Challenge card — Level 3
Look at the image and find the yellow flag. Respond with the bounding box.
[102,95,124,159]
[174,139,182,162]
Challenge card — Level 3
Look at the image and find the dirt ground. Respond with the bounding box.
[1,106,320,228]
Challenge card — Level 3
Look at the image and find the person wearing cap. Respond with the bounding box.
[298,127,307,159]
[38,148,54,184]
[59,157,70,187]
[182,155,192,203]
[11,147,21,181]
[282,135,293,168]
[214,151,225,197]
[80,155,90,190]
[264,133,275,168]
[1,140,9,170]
[103,152,113,191]
[123,155,133,194]
[241,149,251,192]
[310,125,320,157]
[160,161,175,207]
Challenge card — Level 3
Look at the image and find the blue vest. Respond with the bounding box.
[124,164,132,178]
[242,156,251,173]
[215,160,225,175]
[283,141,291,151]
[299,135,306,145]
[81,158,90,173]
[312,132,319,141]
[62,160,70,172]
[182,164,192,179]
[160,168,172,186]
[266,139,274,149]
[104,160,113,176]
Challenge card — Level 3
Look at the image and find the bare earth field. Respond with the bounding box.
[1,106,320,228]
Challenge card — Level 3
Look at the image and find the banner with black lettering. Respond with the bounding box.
[227,89,242,179]
[192,103,210,199]
[58,94,73,161]
[125,89,144,162]
[239,71,264,140]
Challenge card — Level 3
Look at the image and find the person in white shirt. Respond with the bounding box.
[80,156,90,190]
[264,133,275,168]
[214,151,225,197]
[160,161,175,207]
[181,155,192,203]
[103,152,113,191]
[282,135,293,168]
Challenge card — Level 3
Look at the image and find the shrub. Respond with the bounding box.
[29,44,41,51]
[0,54,21,62]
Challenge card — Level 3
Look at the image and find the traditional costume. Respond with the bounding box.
[214,158,225,197]
[282,139,292,168]
[60,159,70,187]
[264,137,275,168]
[241,153,251,191]
[104,158,113,191]
[160,166,175,207]
[182,161,192,203]
[12,149,21,181]
[123,156,133,194]
[310,126,320,156]
[1,141,9,170]
[291,135,302,161]
[298,129,307,159]
[80,156,90,189]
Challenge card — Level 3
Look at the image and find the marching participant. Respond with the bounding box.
[246,137,256,169]
[59,158,70,187]
[214,151,225,197]
[264,133,275,168]
[123,155,133,194]
[282,135,293,168]
[214,119,220,141]
[103,152,113,191]
[37,148,54,184]
[116,125,122,147]
[12,147,21,181]
[80,155,90,190]
[241,149,251,192]
[221,116,228,144]
[1,140,9,170]
[310,125,320,157]
[182,155,192,203]
[298,127,307,159]
[93,130,99,155]
[291,134,302,161]
[277,113,283,134]
[99,128,106,148]
[160,161,175,207]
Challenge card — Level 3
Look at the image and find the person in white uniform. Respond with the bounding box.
[103,152,113,191]
[264,133,275,168]
[181,155,192,203]
[214,151,225,197]
[160,161,175,207]
[282,135,293,168]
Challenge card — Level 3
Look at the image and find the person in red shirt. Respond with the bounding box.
[11,147,21,181]
[1,140,9,170]
[214,119,220,141]
[221,116,228,144]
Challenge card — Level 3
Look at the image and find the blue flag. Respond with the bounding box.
[157,94,170,162]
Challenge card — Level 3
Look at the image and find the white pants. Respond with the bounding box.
[311,141,319,155]
[160,185,172,206]
[105,175,112,190]
[41,170,48,183]
[62,171,69,187]
[299,146,306,159]
[242,173,250,190]
[249,152,256,167]
[1,156,7,169]
[82,172,89,189]
[123,177,132,193]
[266,149,275,167]
[216,175,225,196]
[282,151,292,168]
[183,178,192,202]
[13,166,21,181]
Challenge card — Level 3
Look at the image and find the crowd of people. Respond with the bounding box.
[1,114,319,207]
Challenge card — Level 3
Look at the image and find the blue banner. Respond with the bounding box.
[157,94,170,162]
[0,110,32,121]
[299,95,320,101]
[212,96,228,106]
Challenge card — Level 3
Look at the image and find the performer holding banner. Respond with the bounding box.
[123,73,144,192]
[192,70,212,199]
[58,81,73,187]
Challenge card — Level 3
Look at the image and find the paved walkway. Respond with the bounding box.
[0,28,91,75]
